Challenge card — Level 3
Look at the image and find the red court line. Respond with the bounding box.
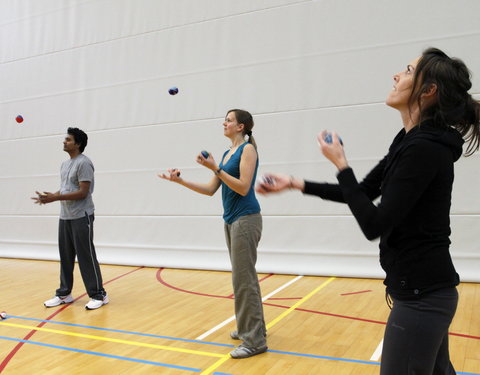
[450,332,480,340]
[340,290,372,296]
[156,268,385,324]
[0,266,144,373]
[157,268,232,300]
[156,268,274,300]
[226,273,273,298]
[263,302,480,339]
[263,302,387,325]
[157,268,480,341]
[259,274,274,283]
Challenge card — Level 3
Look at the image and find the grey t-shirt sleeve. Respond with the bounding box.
[77,159,94,182]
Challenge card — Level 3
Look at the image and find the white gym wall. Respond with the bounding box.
[0,0,479,281]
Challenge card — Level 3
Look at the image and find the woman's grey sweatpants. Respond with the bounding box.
[224,213,266,348]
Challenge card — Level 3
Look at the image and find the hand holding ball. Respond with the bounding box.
[255,174,284,194]
[261,175,275,186]
[318,131,348,169]
[157,169,180,181]
[323,132,343,145]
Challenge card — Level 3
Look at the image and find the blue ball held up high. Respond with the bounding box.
[324,133,343,146]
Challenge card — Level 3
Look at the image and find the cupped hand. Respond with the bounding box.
[255,173,291,194]
[158,168,182,182]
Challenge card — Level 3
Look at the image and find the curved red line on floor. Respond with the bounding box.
[156,268,383,324]
[0,266,144,373]
[156,268,274,300]
[156,268,233,299]
[157,268,479,341]
[226,273,273,298]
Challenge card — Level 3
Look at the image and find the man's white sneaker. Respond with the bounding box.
[44,294,74,307]
[85,294,109,310]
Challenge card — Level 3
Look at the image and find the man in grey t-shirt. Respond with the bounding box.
[33,127,108,310]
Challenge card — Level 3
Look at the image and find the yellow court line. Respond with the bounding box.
[200,355,231,375]
[1,276,336,374]
[266,276,336,330]
[0,321,224,358]
[200,276,336,375]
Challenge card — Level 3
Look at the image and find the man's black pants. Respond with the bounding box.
[56,214,106,300]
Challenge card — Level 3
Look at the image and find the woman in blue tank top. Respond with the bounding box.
[159,109,267,359]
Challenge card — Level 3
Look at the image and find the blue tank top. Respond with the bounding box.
[220,142,261,224]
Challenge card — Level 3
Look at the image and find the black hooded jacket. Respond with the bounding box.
[304,120,464,297]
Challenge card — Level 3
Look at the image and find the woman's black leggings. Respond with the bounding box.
[380,287,458,375]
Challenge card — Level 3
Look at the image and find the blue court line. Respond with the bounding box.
[4,316,479,375]
[8,315,377,366]
[8,315,234,348]
[0,336,233,375]
[0,335,199,372]
[268,349,380,366]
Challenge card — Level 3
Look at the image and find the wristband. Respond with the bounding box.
[214,167,222,175]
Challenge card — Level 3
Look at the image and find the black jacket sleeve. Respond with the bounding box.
[337,142,440,240]
[303,155,388,203]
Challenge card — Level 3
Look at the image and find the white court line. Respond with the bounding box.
[370,339,383,361]
[195,275,304,340]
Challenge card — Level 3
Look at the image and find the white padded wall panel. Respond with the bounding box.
[2,0,478,66]
[0,216,58,243]
[0,0,308,63]
[93,170,224,216]
[1,0,479,280]
[452,156,480,214]
[0,136,64,177]
[0,175,60,215]
[4,0,480,103]
[3,33,480,141]
[93,216,228,255]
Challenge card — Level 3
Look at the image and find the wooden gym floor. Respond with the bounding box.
[0,258,479,374]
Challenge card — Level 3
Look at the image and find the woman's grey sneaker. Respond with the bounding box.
[230,331,267,340]
[44,294,74,307]
[230,344,268,359]
[85,294,109,310]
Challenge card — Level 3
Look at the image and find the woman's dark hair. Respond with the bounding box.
[227,109,257,149]
[67,127,88,153]
[409,47,480,156]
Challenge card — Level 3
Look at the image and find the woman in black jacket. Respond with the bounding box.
[257,48,480,374]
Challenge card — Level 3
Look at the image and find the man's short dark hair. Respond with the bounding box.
[67,127,88,153]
